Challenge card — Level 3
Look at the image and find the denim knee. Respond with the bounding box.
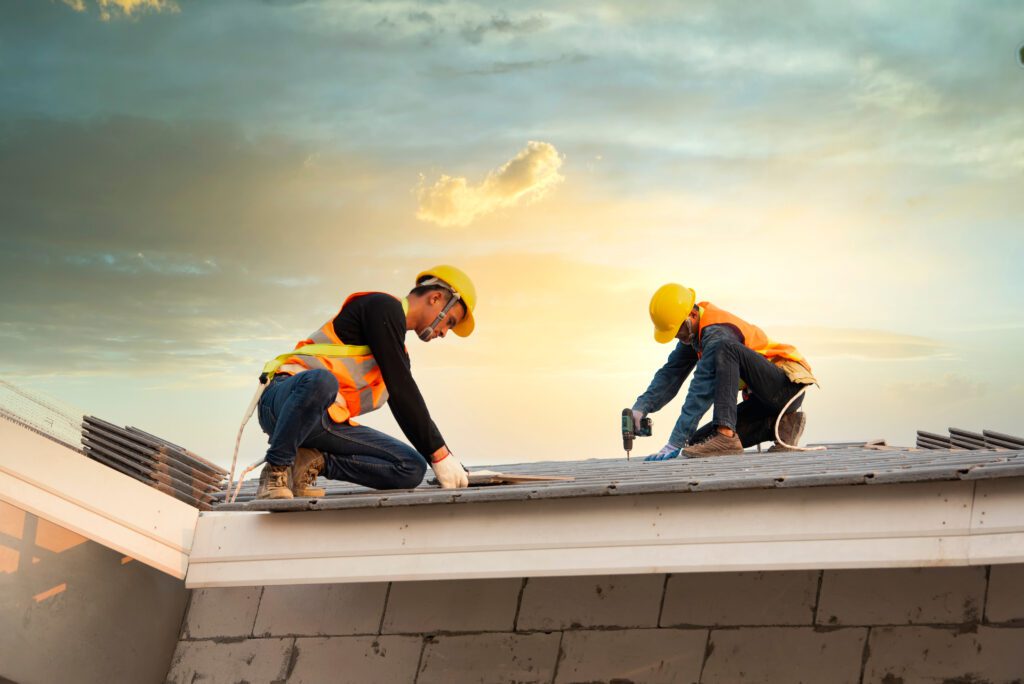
[717,338,741,361]
[393,457,428,489]
[298,369,339,403]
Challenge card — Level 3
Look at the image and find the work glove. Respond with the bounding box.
[645,443,682,462]
[431,447,469,489]
[631,409,646,431]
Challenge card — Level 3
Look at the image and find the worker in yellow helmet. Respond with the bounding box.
[253,266,476,499]
[630,284,817,459]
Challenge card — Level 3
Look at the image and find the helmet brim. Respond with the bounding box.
[453,310,475,337]
[654,327,677,344]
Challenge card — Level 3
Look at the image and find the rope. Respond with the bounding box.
[226,381,267,502]
[229,457,266,504]
[773,385,825,452]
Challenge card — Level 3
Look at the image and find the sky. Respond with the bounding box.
[1,0,1023,469]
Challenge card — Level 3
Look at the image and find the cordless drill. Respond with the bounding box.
[621,408,652,460]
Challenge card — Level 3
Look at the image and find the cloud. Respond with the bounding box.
[0,116,406,379]
[460,12,548,45]
[774,327,950,361]
[62,0,179,21]
[886,373,990,402]
[416,141,565,227]
[854,56,943,119]
[465,52,589,76]
[407,11,435,25]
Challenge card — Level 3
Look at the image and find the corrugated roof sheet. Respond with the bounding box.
[215,440,1024,513]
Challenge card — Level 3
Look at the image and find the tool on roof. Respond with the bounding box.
[428,469,575,487]
[621,408,652,459]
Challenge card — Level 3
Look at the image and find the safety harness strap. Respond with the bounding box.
[261,343,373,379]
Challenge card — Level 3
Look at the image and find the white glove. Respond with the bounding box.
[431,447,469,489]
[631,409,646,431]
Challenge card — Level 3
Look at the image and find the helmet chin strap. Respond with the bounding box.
[418,290,462,341]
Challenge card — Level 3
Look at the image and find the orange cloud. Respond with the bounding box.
[62,0,179,21]
[416,141,564,227]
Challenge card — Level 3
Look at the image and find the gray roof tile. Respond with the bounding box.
[215,444,1024,513]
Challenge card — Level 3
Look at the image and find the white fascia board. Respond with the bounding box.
[0,419,198,579]
[185,478,1024,588]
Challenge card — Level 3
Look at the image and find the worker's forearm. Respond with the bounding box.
[634,342,695,414]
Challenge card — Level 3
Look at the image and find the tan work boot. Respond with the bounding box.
[291,448,326,498]
[255,463,293,499]
[682,431,744,458]
[768,412,807,452]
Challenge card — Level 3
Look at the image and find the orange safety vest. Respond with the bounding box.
[266,292,397,423]
[696,302,813,373]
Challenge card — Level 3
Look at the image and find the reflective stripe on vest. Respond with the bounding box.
[696,302,813,372]
[262,292,406,423]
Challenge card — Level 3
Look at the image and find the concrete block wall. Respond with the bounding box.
[168,564,1024,684]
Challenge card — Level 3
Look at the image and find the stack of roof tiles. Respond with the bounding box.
[916,428,1024,451]
[81,416,227,511]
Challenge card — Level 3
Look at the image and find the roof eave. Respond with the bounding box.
[0,418,198,579]
[185,476,1024,588]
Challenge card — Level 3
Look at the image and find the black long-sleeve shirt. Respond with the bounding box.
[330,293,445,458]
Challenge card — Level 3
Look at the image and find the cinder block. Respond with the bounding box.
[702,627,867,684]
[382,578,521,634]
[182,586,262,639]
[418,632,560,684]
[253,582,387,636]
[166,637,293,684]
[661,570,818,626]
[554,628,706,684]
[864,626,1024,683]
[289,636,422,683]
[517,574,664,630]
[817,566,985,626]
[986,563,1024,623]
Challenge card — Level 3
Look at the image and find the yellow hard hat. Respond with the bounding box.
[649,283,696,344]
[415,265,477,337]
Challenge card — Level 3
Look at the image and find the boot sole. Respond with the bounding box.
[682,448,745,458]
[293,488,326,498]
[256,490,294,500]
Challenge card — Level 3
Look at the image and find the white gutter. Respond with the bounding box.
[0,419,198,579]
[185,477,1024,588]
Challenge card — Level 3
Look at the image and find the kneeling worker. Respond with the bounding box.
[255,266,475,499]
[631,283,817,460]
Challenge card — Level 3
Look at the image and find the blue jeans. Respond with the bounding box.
[692,339,805,446]
[257,370,428,490]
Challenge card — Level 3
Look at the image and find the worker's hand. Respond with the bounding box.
[631,409,646,431]
[644,443,681,462]
[430,446,469,489]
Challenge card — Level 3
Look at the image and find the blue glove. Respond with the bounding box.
[645,443,682,461]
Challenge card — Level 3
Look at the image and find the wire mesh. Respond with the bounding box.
[0,378,83,451]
